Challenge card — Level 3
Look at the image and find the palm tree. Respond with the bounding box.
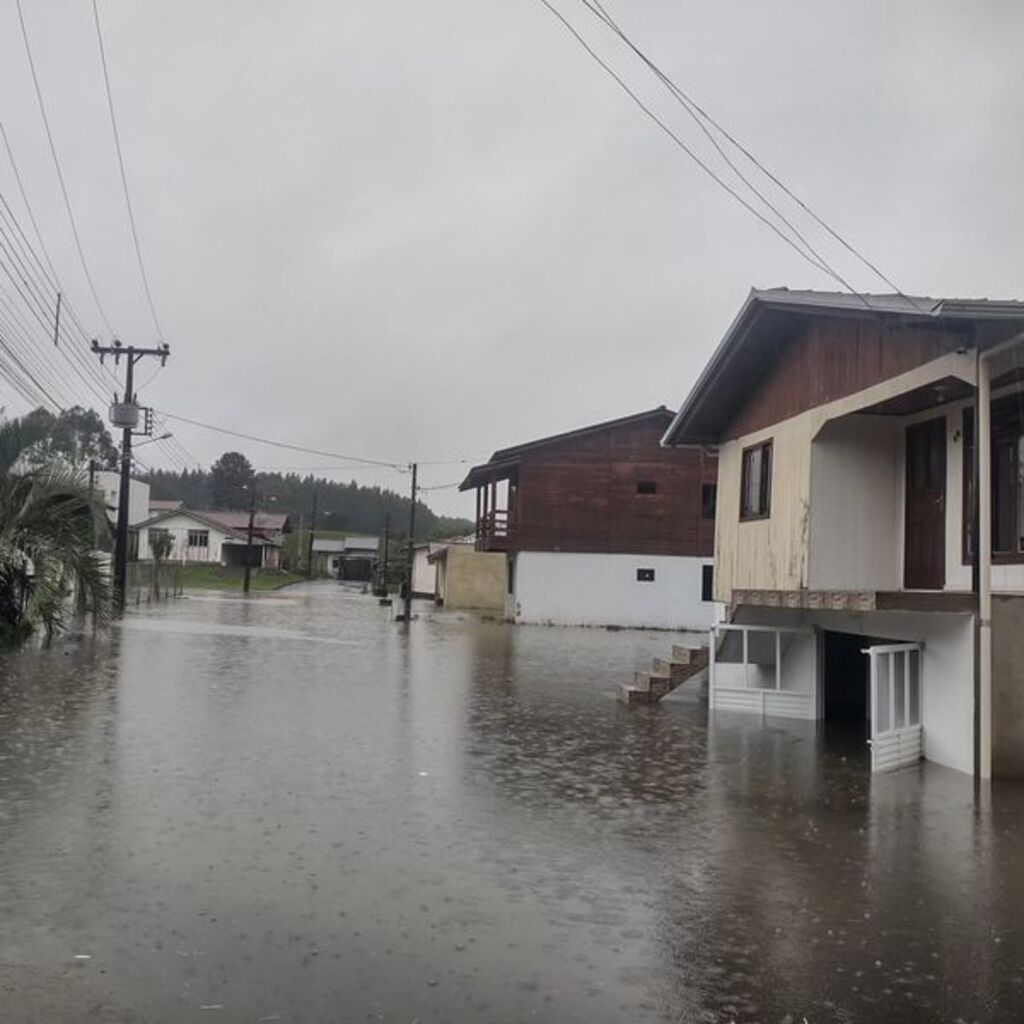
[0,414,111,645]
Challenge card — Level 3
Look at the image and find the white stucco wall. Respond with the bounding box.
[94,471,150,526]
[807,416,902,591]
[512,551,714,630]
[412,546,437,597]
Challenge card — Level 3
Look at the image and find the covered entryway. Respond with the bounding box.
[904,417,946,589]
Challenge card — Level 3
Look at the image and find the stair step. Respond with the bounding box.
[618,684,652,706]
[671,644,708,664]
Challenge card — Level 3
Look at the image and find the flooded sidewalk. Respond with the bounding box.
[1,584,1022,1022]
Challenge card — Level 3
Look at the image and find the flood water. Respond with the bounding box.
[1,583,1023,1023]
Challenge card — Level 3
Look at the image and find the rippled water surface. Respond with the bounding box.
[2,583,1023,1022]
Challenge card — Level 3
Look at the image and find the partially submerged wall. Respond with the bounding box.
[512,551,714,630]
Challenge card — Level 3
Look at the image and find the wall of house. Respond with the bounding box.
[511,551,714,630]
[437,548,505,613]
[510,415,717,556]
[412,547,437,597]
[138,514,232,564]
[94,471,150,526]
[712,350,976,602]
[807,415,902,591]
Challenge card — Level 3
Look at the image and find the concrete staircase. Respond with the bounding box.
[618,643,709,706]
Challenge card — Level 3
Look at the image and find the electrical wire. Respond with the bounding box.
[0,121,58,282]
[90,0,165,344]
[576,0,922,308]
[535,0,870,302]
[15,0,114,336]
[157,411,407,470]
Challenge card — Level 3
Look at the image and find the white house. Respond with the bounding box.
[136,508,287,569]
[663,287,1024,778]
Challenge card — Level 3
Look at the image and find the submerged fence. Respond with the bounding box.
[125,562,184,606]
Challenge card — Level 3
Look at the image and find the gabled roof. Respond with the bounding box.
[192,510,290,533]
[149,498,183,512]
[662,287,1024,446]
[460,407,674,490]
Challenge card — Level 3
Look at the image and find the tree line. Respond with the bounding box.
[145,451,473,541]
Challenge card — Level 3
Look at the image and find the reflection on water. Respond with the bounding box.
[0,584,1021,1023]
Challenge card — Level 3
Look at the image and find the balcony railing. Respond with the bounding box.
[477,510,513,551]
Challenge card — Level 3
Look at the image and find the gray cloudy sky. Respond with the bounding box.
[0,0,1021,516]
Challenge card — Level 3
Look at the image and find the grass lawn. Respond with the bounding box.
[179,564,305,593]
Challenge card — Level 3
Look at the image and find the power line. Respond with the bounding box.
[15,0,115,336]
[576,0,920,307]
[90,0,165,344]
[534,0,869,301]
[158,411,407,470]
[575,0,860,298]
[0,121,59,282]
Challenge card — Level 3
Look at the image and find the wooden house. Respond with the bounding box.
[460,407,717,629]
[663,287,1024,777]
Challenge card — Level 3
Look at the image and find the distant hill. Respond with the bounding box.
[143,466,473,541]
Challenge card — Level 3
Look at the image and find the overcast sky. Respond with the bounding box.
[0,0,1021,516]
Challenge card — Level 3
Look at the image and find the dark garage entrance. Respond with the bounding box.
[822,631,876,757]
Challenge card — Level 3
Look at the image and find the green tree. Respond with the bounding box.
[210,451,254,509]
[22,406,118,469]
[0,414,111,645]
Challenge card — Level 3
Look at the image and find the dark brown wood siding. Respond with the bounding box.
[511,417,716,556]
[726,316,967,439]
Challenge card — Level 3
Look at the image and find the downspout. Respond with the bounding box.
[977,346,991,780]
[976,329,1024,780]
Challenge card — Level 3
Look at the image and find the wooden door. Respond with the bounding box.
[904,418,946,590]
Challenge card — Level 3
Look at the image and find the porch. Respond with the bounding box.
[462,462,518,553]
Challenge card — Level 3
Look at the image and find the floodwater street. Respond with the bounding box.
[1,585,1023,1023]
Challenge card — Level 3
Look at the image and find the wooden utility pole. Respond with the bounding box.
[306,485,318,578]
[403,463,418,622]
[92,340,170,612]
[381,512,390,595]
[243,483,256,595]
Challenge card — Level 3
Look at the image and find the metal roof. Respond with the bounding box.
[460,407,674,490]
[662,287,1024,446]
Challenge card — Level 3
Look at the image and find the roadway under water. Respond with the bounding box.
[1,583,1022,1022]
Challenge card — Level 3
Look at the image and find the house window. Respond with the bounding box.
[149,528,170,551]
[636,568,655,582]
[701,564,714,602]
[636,480,657,495]
[187,530,209,548]
[963,403,1024,561]
[740,440,772,520]
[701,483,717,519]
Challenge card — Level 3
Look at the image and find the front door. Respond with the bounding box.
[904,418,946,590]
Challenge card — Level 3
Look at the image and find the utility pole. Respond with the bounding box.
[92,340,170,612]
[379,512,390,599]
[243,482,256,595]
[306,485,318,578]
[403,463,417,622]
